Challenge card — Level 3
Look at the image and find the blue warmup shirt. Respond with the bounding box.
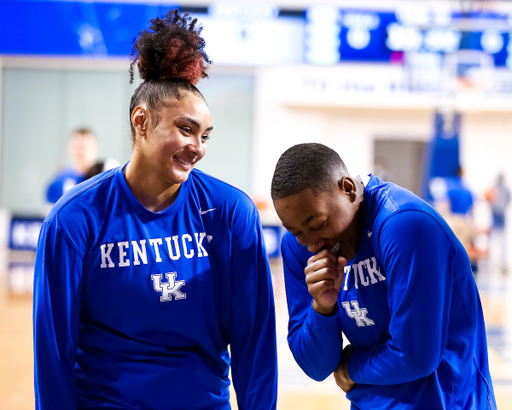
[282,175,496,410]
[446,176,473,215]
[46,166,86,203]
[34,165,278,410]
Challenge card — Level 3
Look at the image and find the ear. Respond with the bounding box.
[339,177,358,202]
[131,106,148,138]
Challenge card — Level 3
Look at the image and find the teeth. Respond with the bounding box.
[330,242,340,254]
[175,156,192,166]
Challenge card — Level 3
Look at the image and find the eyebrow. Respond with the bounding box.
[178,117,213,132]
[304,215,315,225]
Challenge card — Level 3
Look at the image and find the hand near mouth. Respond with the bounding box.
[305,249,346,316]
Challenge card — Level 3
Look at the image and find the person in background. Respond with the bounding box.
[444,167,482,273]
[46,128,97,203]
[33,10,277,410]
[85,158,121,180]
[446,167,474,217]
[486,172,511,274]
[271,143,496,410]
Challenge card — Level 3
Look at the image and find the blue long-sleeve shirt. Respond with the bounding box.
[34,165,278,410]
[282,175,496,410]
[46,166,85,203]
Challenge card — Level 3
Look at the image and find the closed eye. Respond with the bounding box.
[313,221,326,231]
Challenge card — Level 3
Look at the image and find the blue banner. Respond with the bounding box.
[0,0,177,56]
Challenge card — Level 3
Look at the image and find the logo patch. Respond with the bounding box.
[199,208,216,215]
[341,300,375,327]
[151,272,186,302]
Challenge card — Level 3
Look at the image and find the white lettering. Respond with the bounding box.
[364,257,386,284]
[132,240,148,266]
[165,236,181,261]
[99,232,210,267]
[343,266,351,291]
[353,263,359,289]
[194,232,208,257]
[358,260,370,287]
[149,238,163,262]
[118,241,130,267]
[100,243,115,268]
[182,234,194,259]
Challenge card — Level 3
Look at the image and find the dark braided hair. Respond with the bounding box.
[128,9,212,143]
[271,143,349,200]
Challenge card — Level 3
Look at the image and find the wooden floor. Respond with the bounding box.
[1,270,511,410]
[0,292,33,410]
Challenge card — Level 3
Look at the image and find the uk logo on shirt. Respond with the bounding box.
[151,272,186,302]
[341,300,375,327]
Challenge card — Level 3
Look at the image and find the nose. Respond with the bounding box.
[189,135,205,157]
[306,237,325,254]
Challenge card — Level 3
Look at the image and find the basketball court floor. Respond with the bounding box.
[0,261,511,409]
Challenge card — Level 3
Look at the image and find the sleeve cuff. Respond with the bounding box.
[304,302,340,336]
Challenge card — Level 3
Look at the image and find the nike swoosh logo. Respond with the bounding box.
[200,208,216,215]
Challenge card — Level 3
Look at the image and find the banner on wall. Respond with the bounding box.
[7,216,44,296]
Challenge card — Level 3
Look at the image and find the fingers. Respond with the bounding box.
[308,249,338,265]
[334,374,356,393]
[334,346,356,393]
[306,249,347,315]
[307,277,339,299]
[306,269,343,301]
[334,256,347,290]
[337,256,347,271]
[306,250,339,279]
[306,254,345,289]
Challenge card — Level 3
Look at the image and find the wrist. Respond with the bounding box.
[312,300,338,316]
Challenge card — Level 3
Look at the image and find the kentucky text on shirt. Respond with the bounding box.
[343,256,386,290]
[99,233,212,268]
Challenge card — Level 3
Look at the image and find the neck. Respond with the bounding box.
[75,160,93,174]
[350,180,366,257]
[124,158,181,213]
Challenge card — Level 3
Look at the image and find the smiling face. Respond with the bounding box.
[273,177,365,260]
[133,91,213,187]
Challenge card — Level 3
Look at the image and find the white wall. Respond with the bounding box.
[0,58,255,215]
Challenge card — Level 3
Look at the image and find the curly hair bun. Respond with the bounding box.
[130,9,211,85]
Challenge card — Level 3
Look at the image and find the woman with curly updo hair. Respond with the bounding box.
[33,10,277,410]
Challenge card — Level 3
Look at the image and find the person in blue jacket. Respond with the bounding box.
[46,128,97,204]
[271,143,496,410]
[33,10,277,410]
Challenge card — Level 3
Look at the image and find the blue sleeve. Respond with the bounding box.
[282,232,343,382]
[229,205,278,410]
[33,221,83,409]
[348,210,453,385]
[46,178,63,203]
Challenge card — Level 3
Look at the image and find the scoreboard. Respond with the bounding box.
[305,4,510,67]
